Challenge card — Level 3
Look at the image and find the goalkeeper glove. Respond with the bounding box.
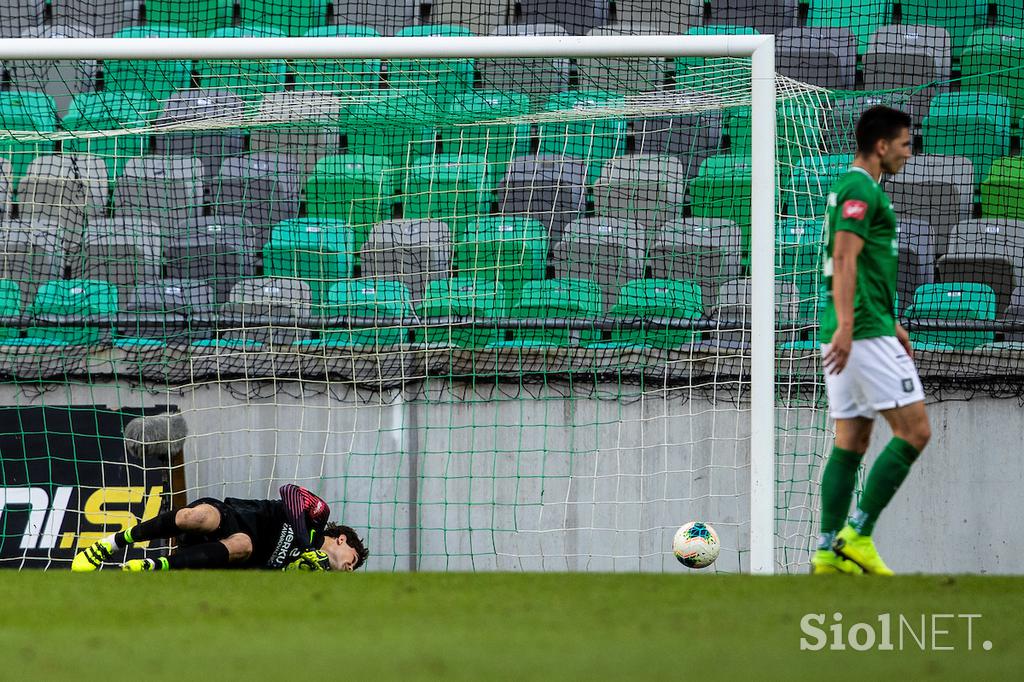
[285,549,331,572]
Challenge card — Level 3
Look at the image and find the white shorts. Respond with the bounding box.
[821,336,925,420]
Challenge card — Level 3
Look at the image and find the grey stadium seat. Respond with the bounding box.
[709,0,800,35]
[331,0,422,36]
[480,24,570,102]
[154,89,248,185]
[633,106,724,177]
[896,218,936,315]
[777,28,858,90]
[212,153,302,247]
[713,278,801,346]
[497,154,587,245]
[0,220,64,306]
[649,218,743,312]
[514,0,608,35]
[430,0,511,35]
[552,217,645,307]
[71,217,162,288]
[113,156,205,237]
[936,219,1024,314]
[579,24,670,93]
[165,216,257,303]
[864,26,952,124]
[1002,286,1024,343]
[611,0,702,33]
[17,155,108,241]
[593,154,686,236]
[51,0,137,38]
[9,25,97,116]
[823,93,913,154]
[0,0,44,38]
[122,279,217,344]
[0,158,14,218]
[883,154,975,256]
[360,219,452,304]
[249,91,345,176]
[223,277,312,346]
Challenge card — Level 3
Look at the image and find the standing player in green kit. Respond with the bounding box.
[811,105,931,576]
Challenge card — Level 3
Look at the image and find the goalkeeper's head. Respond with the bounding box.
[320,522,369,571]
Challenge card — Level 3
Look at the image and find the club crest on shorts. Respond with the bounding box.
[902,378,914,393]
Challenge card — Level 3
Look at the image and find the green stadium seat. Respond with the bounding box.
[198,26,288,101]
[784,154,853,220]
[961,28,1024,119]
[402,154,491,230]
[104,27,194,102]
[454,216,548,310]
[63,91,155,181]
[923,92,1012,185]
[145,0,233,35]
[344,93,439,167]
[725,100,823,164]
[439,91,532,190]
[507,278,603,347]
[689,155,753,258]
[240,0,327,36]
[0,92,56,181]
[982,157,1024,221]
[392,25,475,104]
[776,218,824,320]
[304,155,395,251]
[262,218,354,306]
[607,279,703,349]
[675,25,759,94]
[806,0,891,54]
[899,0,988,58]
[538,91,627,182]
[24,279,117,345]
[0,280,21,341]
[995,0,1023,26]
[415,276,507,347]
[320,279,413,347]
[294,26,383,95]
[905,282,996,349]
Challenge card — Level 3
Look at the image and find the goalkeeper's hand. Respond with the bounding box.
[285,549,331,572]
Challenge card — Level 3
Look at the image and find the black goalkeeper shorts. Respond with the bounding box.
[179,497,257,550]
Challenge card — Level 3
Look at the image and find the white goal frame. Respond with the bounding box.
[0,35,777,574]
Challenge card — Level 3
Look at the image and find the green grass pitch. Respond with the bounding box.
[1,573,1021,679]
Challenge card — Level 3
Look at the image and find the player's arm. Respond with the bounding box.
[279,483,331,550]
[823,195,870,375]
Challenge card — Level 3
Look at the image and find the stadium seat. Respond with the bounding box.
[430,0,510,35]
[401,154,492,230]
[497,154,587,245]
[0,92,56,181]
[343,93,439,168]
[0,0,43,38]
[305,154,395,251]
[675,25,759,94]
[249,91,344,175]
[63,91,155,182]
[689,155,753,257]
[51,0,136,38]
[538,91,627,182]
[593,154,687,235]
[438,91,532,190]
[822,93,908,154]
[883,154,974,255]
[506,278,604,346]
[777,28,857,90]
[12,25,96,116]
[239,0,328,36]
[24,279,118,345]
[415,276,507,347]
[294,26,383,95]
[995,0,1023,26]
[480,24,571,103]
[0,160,16,218]
[197,26,288,100]
[102,26,194,103]
[899,0,988,58]
[514,0,608,35]
[71,218,162,289]
[579,24,670,93]
[961,28,1024,119]
[896,218,936,316]
[864,26,952,124]
[17,155,108,233]
[212,152,303,247]
[454,215,548,309]
[776,218,824,320]
[360,219,452,304]
[165,216,257,303]
[648,218,743,312]
[0,222,63,306]
[223,277,312,346]
[262,218,354,306]
[320,279,413,347]
[552,217,645,307]
[119,279,217,345]
[330,0,421,35]
[729,99,823,169]
[153,89,248,185]
[923,92,1012,186]
[1002,285,1024,342]
[712,278,802,346]
[0,279,21,341]
[806,0,891,55]
[936,219,1024,314]
[783,153,853,220]
[145,0,233,35]
[905,282,996,349]
[112,156,205,237]
[633,107,724,177]
[611,0,702,34]
[607,278,703,349]
[392,25,476,104]
[709,0,799,35]
[982,157,1024,222]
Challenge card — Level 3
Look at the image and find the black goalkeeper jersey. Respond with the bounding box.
[218,485,331,569]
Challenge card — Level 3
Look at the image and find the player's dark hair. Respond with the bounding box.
[855,106,912,155]
[324,522,369,570]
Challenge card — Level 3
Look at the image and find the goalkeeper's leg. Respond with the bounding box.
[124,533,252,571]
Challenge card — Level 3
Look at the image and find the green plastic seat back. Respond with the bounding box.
[609,278,703,348]
[262,218,354,305]
[63,91,155,180]
[322,279,412,346]
[305,155,395,250]
[145,0,233,35]
[199,26,288,99]
[295,26,383,94]
[105,27,194,101]
[906,282,997,348]
[241,0,325,36]
[510,278,603,346]
[27,279,118,344]
[439,91,532,188]
[392,25,476,103]
[402,153,491,228]
[539,91,627,182]
[416,276,507,347]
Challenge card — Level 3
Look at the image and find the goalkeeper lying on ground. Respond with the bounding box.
[72,483,368,572]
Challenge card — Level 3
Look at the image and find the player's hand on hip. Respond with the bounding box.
[895,323,914,359]
[823,326,853,374]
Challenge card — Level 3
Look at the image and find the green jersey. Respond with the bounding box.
[819,166,899,341]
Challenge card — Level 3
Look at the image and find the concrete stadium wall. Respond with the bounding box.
[0,381,1019,574]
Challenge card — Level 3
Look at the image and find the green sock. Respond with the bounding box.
[817,446,863,549]
[851,437,920,536]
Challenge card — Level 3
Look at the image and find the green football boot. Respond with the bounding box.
[810,548,864,575]
[832,525,895,576]
[122,558,160,572]
[71,537,116,572]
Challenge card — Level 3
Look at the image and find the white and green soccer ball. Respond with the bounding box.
[672,522,720,569]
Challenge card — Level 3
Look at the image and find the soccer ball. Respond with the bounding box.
[672,522,720,569]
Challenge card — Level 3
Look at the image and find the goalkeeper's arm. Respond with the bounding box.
[279,483,331,551]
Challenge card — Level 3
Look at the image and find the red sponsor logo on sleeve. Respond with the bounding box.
[841,200,868,220]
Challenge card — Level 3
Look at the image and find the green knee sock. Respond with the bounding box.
[817,446,863,549]
[851,437,920,536]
